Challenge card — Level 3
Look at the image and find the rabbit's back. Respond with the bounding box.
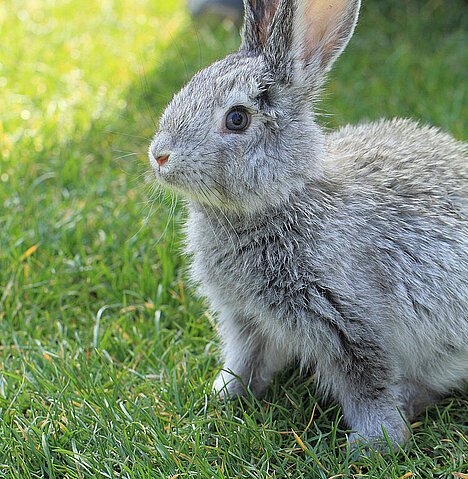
[320,118,468,388]
[326,118,468,216]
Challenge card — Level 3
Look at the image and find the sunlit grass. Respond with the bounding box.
[0,0,467,477]
[0,0,183,156]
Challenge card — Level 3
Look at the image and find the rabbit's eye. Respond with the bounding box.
[225,107,250,132]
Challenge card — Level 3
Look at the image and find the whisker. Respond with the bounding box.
[106,130,152,142]
[156,191,178,245]
[137,65,158,130]
[197,177,240,248]
[196,185,234,249]
[131,194,158,243]
[168,31,193,83]
[171,195,179,248]
[113,152,146,161]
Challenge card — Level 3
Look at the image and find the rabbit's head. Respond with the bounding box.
[150,0,360,213]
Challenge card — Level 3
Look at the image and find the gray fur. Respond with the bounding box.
[148,0,468,449]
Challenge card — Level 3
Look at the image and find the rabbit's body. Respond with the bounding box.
[149,0,468,448]
[185,118,468,443]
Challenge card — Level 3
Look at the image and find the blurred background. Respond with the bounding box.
[0,0,467,475]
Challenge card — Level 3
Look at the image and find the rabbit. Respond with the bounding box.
[148,0,468,449]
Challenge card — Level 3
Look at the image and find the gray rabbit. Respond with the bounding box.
[149,0,468,448]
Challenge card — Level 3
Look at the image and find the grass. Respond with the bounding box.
[0,0,467,477]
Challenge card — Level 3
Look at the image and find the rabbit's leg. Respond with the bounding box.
[327,359,411,448]
[343,394,411,450]
[212,312,289,398]
[343,377,440,449]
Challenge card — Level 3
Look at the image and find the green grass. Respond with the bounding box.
[0,0,467,477]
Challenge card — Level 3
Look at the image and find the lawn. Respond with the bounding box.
[0,0,467,477]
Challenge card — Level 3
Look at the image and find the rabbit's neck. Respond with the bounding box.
[183,182,336,346]
[184,180,332,257]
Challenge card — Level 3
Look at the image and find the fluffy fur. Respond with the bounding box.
[148,0,468,448]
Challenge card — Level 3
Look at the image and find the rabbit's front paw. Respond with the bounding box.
[345,401,411,454]
[212,370,246,399]
[347,429,407,455]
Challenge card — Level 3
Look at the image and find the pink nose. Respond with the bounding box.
[156,154,170,166]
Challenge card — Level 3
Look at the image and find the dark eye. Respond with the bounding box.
[225,107,250,132]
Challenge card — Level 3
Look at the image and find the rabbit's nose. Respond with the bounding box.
[156,154,170,166]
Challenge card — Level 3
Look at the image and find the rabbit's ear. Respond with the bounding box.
[240,0,283,55]
[293,0,361,76]
[240,0,360,85]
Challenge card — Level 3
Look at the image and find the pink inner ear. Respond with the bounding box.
[250,0,281,46]
[304,0,349,60]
